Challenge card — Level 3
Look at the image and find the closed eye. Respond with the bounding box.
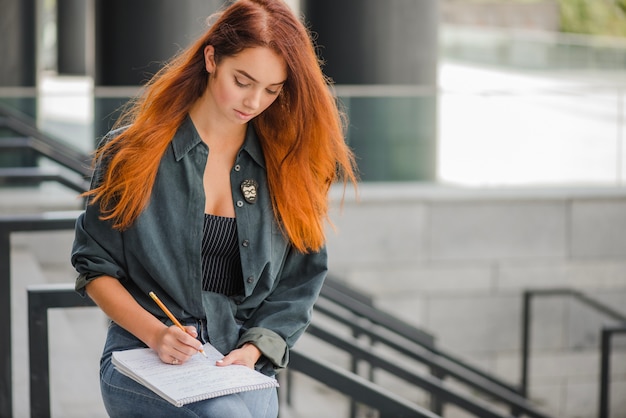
[234,77,250,88]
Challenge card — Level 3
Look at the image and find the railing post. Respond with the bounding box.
[27,284,96,418]
[350,328,359,418]
[598,328,611,418]
[520,289,626,418]
[28,289,51,418]
[520,290,532,398]
[0,228,12,418]
[0,213,80,418]
[279,369,292,407]
[429,366,445,415]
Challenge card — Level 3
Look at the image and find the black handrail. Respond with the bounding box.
[599,325,626,418]
[322,275,374,305]
[521,288,626,418]
[27,284,441,418]
[0,104,92,177]
[321,276,435,348]
[320,276,438,416]
[0,212,80,418]
[0,167,89,194]
[306,323,516,418]
[322,276,523,396]
[27,284,97,418]
[288,350,441,418]
[313,297,551,418]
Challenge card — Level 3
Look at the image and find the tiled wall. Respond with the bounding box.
[326,183,626,418]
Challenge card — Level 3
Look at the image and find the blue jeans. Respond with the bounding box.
[100,321,279,418]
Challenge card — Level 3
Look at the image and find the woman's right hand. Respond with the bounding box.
[85,277,203,365]
[153,325,203,365]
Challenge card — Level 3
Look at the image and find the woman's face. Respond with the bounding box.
[204,45,287,125]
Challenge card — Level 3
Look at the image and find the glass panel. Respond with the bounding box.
[38,76,94,153]
[339,94,437,182]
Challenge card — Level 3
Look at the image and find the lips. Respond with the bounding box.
[235,109,253,120]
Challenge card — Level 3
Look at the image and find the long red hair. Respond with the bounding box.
[86,0,357,253]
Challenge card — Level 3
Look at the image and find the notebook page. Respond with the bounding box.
[112,342,278,406]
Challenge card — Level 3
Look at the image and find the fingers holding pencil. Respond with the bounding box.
[149,291,207,358]
[161,325,202,364]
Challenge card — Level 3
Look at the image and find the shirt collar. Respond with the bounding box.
[172,115,204,161]
[171,115,266,169]
[242,122,266,169]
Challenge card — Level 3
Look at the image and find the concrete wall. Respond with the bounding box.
[325,183,626,418]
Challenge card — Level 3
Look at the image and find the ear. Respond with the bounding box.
[204,45,216,73]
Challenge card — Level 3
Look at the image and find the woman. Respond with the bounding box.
[71,0,357,416]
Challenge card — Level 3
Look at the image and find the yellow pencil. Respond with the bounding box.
[149,291,207,358]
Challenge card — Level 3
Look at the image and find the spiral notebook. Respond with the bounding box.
[111,342,279,407]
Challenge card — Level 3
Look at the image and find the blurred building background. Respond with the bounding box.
[1,0,626,417]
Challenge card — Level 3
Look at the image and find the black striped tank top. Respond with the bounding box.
[201,214,244,296]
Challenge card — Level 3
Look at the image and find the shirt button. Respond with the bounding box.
[242,240,249,247]
[236,201,244,207]
[234,164,241,172]
[247,276,254,284]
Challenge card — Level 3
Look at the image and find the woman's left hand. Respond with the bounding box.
[216,343,262,369]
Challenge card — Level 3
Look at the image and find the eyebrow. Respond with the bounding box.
[235,69,286,86]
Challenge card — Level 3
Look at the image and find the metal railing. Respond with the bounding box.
[27,284,97,418]
[0,212,80,418]
[0,104,92,178]
[26,283,440,418]
[288,349,440,418]
[310,288,551,418]
[520,288,626,418]
[0,167,89,194]
[600,325,626,418]
[304,322,515,418]
[322,276,522,397]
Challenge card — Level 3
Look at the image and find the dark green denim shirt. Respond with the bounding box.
[72,116,328,374]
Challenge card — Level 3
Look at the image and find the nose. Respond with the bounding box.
[243,88,262,111]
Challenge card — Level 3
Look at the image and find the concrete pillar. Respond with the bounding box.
[0,0,37,169]
[57,0,87,75]
[93,0,223,139]
[0,0,36,410]
[0,0,37,87]
[302,0,439,181]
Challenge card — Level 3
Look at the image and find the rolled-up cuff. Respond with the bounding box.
[238,327,288,372]
[74,272,107,296]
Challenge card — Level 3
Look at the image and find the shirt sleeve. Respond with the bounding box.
[237,245,328,373]
[71,132,128,296]
[71,207,127,296]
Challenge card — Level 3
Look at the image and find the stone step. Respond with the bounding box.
[0,184,83,215]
